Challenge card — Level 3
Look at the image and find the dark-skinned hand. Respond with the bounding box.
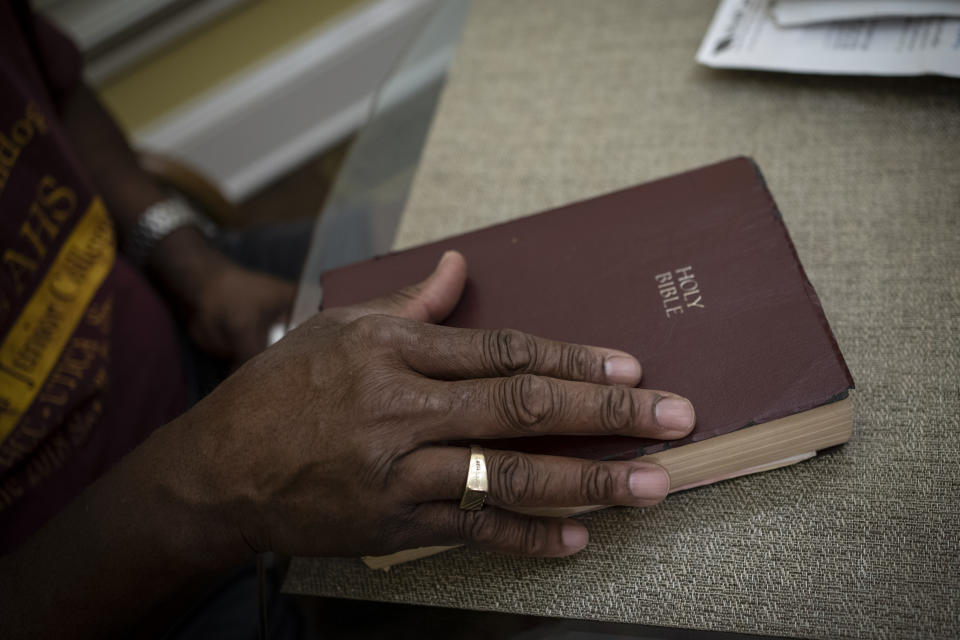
[185,255,296,367]
[167,250,696,560]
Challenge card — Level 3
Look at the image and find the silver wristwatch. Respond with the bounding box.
[123,197,217,266]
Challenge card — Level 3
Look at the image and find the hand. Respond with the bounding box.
[171,250,696,560]
[140,226,295,366]
[186,256,296,366]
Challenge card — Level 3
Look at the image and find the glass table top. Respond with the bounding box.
[290,0,472,325]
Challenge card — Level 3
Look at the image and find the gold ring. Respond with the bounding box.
[459,445,488,511]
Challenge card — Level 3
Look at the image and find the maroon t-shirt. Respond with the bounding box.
[0,1,188,551]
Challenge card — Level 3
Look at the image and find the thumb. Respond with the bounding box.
[346,250,467,323]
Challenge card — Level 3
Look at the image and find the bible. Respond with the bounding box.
[320,157,854,569]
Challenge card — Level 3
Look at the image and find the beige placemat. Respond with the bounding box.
[285,1,960,637]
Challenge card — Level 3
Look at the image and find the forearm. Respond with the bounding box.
[0,415,251,638]
[0,251,696,636]
[60,84,165,231]
[59,84,227,308]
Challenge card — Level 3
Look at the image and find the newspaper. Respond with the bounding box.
[772,0,960,27]
[697,0,960,77]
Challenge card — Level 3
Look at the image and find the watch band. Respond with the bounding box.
[123,197,216,266]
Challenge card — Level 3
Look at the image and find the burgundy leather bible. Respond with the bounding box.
[321,156,854,462]
[323,156,855,568]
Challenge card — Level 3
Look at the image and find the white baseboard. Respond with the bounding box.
[134,0,442,202]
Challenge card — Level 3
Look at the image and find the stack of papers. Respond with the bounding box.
[772,1,960,26]
[697,0,960,77]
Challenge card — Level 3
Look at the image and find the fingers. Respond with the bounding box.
[419,375,694,441]
[266,278,297,318]
[234,277,296,366]
[408,502,589,557]
[387,445,674,559]
[331,250,467,324]
[396,324,643,386]
[398,447,670,509]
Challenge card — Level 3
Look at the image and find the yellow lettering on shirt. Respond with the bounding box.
[0,197,114,443]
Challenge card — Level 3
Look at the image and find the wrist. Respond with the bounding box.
[0,411,255,638]
[146,226,229,312]
[140,413,257,570]
[122,197,217,267]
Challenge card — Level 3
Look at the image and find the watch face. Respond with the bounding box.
[124,198,213,265]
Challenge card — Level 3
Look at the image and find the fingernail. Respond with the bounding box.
[432,252,451,273]
[603,355,642,385]
[438,250,462,268]
[628,466,670,499]
[654,397,695,435]
[560,523,588,551]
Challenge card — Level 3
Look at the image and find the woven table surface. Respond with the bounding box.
[285,2,960,637]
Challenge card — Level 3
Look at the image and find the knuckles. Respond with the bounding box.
[455,509,492,544]
[489,452,540,505]
[557,342,597,382]
[518,518,550,556]
[479,328,600,382]
[340,313,406,347]
[482,328,539,376]
[312,315,447,446]
[598,386,639,433]
[351,379,443,449]
[494,374,562,433]
[455,511,549,556]
[579,462,618,504]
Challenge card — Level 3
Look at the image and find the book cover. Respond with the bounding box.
[320,156,854,462]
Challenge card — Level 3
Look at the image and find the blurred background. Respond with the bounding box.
[36,0,445,228]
